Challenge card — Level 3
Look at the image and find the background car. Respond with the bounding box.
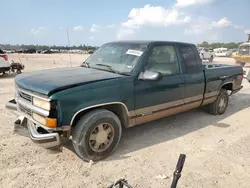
[0,48,10,74]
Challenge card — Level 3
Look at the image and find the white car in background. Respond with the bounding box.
[215,50,230,57]
[198,47,215,62]
[0,49,10,74]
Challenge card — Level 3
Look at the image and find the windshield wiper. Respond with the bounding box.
[81,61,90,68]
[95,63,120,74]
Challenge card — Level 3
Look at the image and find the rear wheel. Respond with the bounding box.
[208,89,229,115]
[72,109,122,161]
[236,61,246,67]
[209,55,214,62]
[240,62,246,67]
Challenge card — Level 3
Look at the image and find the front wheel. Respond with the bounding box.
[208,89,229,115]
[72,109,122,161]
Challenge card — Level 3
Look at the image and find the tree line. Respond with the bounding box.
[0,44,97,51]
[0,41,245,51]
[197,41,243,49]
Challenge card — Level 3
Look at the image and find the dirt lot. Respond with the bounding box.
[1,54,250,188]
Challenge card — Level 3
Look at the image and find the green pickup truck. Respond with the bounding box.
[6,41,243,161]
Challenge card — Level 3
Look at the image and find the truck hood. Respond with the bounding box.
[15,67,124,95]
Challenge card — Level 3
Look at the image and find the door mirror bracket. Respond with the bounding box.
[138,70,162,81]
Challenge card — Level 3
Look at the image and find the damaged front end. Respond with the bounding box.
[5,86,65,148]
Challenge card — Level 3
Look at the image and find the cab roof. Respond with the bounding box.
[106,40,195,46]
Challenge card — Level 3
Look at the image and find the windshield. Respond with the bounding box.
[83,42,148,75]
[238,44,250,56]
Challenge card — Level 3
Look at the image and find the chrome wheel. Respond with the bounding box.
[89,123,114,152]
[218,96,227,112]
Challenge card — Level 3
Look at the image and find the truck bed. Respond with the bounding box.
[203,63,243,100]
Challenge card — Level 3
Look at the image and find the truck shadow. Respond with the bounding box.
[63,92,250,161]
[0,73,17,79]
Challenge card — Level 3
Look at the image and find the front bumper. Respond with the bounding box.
[5,99,61,148]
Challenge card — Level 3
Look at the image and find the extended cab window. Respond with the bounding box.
[146,45,179,76]
[180,45,198,74]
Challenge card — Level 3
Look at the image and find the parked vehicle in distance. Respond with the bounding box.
[198,47,215,62]
[0,48,10,74]
[6,40,243,161]
[215,49,230,57]
[232,35,250,67]
[23,49,36,54]
[42,49,53,54]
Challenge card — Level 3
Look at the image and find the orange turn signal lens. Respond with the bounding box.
[46,118,57,128]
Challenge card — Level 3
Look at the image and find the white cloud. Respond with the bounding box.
[184,16,236,37]
[121,5,190,29]
[212,17,232,28]
[244,29,250,34]
[90,24,101,33]
[116,3,246,41]
[117,4,190,39]
[89,36,95,40]
[184,17,212,35]
[175,0,214,8]
[30,27,46,35]
[233,25,243,29]
[73,25,84,31]
[116,28,135,40]
[106,24,116,28]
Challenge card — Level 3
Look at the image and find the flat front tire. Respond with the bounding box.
[208,89,229,115]
[72,109,122,161]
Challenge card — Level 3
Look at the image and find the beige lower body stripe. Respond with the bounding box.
[129,101,201,127]
[133,94,204,116]
[205,91,219,98]
[183,94,203,103]
[127,92,218,127]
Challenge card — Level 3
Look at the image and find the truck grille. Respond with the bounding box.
[15,86,50,120]
[18,91,32,102]
[19,104,32,116]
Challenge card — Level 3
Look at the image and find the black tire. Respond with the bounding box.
[240,62,246,67]
[72,109,122,161]
[208,89,229,115]
[209,55,213,62]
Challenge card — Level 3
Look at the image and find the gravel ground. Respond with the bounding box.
[1,54,250,188]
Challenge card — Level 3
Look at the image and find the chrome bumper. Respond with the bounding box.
[5,99,61,148]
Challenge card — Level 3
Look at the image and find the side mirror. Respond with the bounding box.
[138,70,162,81]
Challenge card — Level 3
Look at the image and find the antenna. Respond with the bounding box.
[67,27,72,67]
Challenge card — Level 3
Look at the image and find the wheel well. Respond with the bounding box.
[71,104,129,128]
[222,83,233,91]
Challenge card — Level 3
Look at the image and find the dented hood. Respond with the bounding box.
[15,67,124,95]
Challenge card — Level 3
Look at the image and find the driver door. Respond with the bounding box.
[134,43,185,125]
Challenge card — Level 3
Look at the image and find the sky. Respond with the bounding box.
[1,0,250,46]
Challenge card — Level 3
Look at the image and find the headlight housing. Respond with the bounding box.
[32,112,46,125]
[32,97,51,111]
[32,112,57,128]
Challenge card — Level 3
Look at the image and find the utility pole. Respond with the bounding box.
[67,27,72,67]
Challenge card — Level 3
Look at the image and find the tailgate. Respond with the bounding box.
[0,58,10,67]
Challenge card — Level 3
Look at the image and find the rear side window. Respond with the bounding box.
[180,45,198,74]
[0,49,4,54]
